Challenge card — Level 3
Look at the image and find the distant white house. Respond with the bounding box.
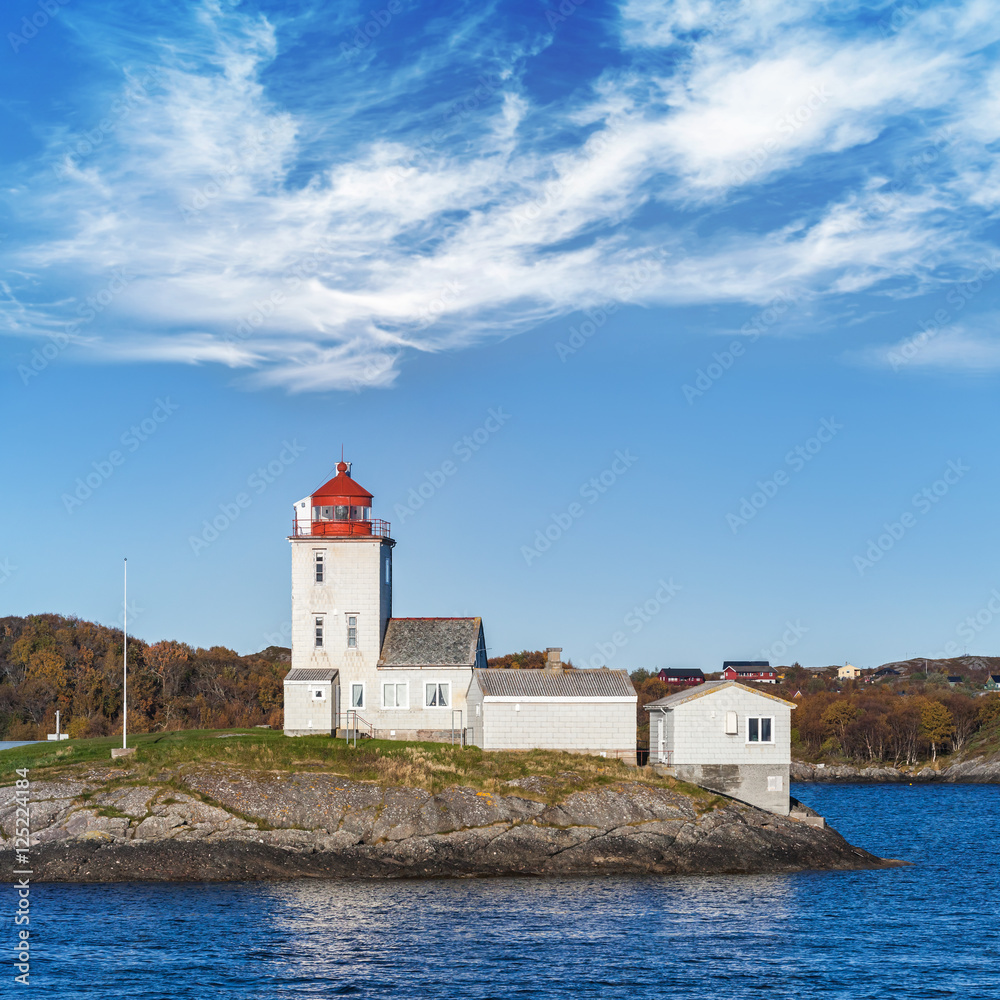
[838,663,862,680]
[467,659,636,760]
[644,681,796,815]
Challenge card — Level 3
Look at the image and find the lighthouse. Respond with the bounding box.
[283,459,487,741]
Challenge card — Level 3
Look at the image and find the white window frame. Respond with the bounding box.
[424,681,451,708]
[313,549,325,584]
[346,613,358,649]
[350,682,365,709]
[314,616,324,648]
[767,775,783,791]
[747,716,775,744]
[382,681,408,709]
[313,688,326,701]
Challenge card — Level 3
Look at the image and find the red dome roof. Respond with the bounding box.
[311,462,374,503]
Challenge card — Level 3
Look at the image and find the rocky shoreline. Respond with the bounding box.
[0,766,902,882]
[791,756,1000,783]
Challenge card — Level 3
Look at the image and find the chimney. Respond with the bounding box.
[544,647,563,673]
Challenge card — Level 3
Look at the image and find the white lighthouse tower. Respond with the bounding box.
[283,460,393,736]
[282,459,487,740]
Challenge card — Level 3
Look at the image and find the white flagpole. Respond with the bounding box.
[123,557,127,751]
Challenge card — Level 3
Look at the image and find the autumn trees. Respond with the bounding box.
[788,686,995,766]
[0,615,287,739]
[486,649,549,670]
[919,699,954,762]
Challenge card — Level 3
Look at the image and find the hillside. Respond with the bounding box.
[872,654,1000,677]
[0,619,569,742]
[6,612,998,773]
[0,615,287,740]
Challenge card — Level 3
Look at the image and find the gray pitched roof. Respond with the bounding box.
[379,618,483,667]
[284,667,339,682]
[473,668,635,698]
[644,680,797,711]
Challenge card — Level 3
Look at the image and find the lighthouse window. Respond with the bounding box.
[425,682,450,708]
[346,615,358,648]
[314,617,324,648]
[351,506,370,521]
[334,505,349,520]
[351,683,364,709]
[314,551,325,583]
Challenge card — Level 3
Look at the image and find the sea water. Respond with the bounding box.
[10,783,999,998]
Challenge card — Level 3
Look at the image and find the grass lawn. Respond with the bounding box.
[0,728,716,804]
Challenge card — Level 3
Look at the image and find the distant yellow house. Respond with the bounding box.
[837,663,862,680]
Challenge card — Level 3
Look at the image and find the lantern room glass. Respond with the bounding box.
[312,505,371,522]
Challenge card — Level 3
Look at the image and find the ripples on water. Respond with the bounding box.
[15,783,1000,998]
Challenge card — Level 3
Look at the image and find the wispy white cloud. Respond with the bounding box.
[860,322,1000,373]
[2,0,999,390]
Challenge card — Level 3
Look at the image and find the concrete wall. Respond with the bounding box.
[672,762,791,816]
[468,693,636,759]
[290,536,392,675]
[650,685,793,815]
[283,680,336,736]
[365,666,473,738]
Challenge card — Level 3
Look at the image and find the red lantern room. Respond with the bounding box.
[292,461,390,538]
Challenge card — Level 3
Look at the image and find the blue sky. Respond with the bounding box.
[2,0,1000,670]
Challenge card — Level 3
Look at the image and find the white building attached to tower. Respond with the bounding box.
[283,460,487,741]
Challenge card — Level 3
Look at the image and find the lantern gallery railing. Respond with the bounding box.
[290,517,391,538]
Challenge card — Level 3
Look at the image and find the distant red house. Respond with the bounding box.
[657,668,705,686]
[722,661,777,684]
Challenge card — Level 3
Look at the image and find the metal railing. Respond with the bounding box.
[343,710,376,746]
[291,518,391,538]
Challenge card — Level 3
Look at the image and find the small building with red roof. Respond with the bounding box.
[721,661,778,684]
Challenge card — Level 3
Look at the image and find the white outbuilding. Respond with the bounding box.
[644,681,796,815]
[466,662,637,761]
[283,667,339,736]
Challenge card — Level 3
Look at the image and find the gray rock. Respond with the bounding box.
[790,759,1000,782]
[0,767,903,882]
